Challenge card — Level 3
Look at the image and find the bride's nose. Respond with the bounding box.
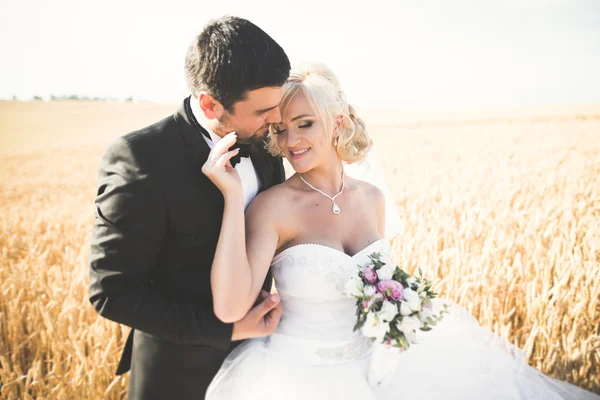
[286,128,302,148]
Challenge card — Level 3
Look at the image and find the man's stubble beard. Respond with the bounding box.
[214,112,268,145]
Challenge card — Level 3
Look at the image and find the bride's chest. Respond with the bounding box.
[271,250,357,300]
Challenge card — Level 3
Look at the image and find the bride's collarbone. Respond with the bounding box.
[280,217,380,258]
[274,189,380,256]
[294,196,362,216]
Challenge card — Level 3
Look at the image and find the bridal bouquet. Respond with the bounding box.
[344,252,448,386]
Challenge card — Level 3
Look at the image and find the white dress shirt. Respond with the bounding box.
[190,96,260,210]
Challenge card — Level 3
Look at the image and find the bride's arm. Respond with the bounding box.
[201,132,281,323]
[210,190,280,323]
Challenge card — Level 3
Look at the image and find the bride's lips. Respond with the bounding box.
[289,148,311,160]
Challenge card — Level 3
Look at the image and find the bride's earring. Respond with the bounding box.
[334,137,339,146]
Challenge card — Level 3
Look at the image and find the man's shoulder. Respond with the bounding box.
[104,109,181,157]
[100,109,182,172]
[121,112,179,149]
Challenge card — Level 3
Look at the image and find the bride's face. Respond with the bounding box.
[274,91,336,173]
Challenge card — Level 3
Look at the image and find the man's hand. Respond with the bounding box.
[232,291,283,341]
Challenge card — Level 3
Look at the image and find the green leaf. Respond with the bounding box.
[353,320,365,331]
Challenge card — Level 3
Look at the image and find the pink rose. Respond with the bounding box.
[377,280,404,301]
[362,267,378,284]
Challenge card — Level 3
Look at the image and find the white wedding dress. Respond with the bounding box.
[206,239,599,399]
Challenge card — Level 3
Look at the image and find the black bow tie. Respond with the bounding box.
[230,143,251,167]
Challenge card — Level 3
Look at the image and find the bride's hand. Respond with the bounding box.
[201,132,242,196]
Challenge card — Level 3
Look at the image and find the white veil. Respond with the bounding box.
[344,145,402,241]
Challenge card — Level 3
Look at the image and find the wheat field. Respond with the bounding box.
[1,101,599,399]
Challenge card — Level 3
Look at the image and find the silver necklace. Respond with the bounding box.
[298,171,345,215]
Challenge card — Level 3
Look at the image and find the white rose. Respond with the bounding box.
[400,301,413,316]
[377,301,398,323]
[396,315,421,343]
[344,277,364,297]
[406,277,416,287]
[376,263,396,281]
[363,312,389,342]
[364,285,377,297]
[403,288,422,313]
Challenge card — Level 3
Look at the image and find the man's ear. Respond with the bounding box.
[198,92,225,120]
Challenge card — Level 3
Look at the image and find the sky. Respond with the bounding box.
[1,0,599,108]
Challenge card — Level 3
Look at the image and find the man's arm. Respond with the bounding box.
[89,137,233,349]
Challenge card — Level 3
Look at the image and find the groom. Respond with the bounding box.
[89,16,290,399]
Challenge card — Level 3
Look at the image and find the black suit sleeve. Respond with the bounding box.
[275,156,286,184]
[89,137,232,350]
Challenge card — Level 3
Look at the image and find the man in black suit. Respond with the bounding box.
[89,16,290,399]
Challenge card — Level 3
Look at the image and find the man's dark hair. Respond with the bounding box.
[185,16,291,112]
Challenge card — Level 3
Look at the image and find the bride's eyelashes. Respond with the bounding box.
[270,123,287,135]
[272,120,313,135]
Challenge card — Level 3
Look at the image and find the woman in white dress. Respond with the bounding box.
[201,62,599,399]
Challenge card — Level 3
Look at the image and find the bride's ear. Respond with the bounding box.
[333,115,344,143]
[199,92,224,120]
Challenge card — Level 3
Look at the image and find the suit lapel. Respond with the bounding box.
[174,97,211,167]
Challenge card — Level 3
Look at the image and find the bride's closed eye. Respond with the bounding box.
[271,120,313,135]
[271,123,287,135]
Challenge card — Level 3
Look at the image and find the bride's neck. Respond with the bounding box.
[297,161,344,195]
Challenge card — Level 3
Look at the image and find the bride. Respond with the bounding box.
[201,63,599,399]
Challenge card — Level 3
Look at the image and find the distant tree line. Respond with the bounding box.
[23,95,136,102]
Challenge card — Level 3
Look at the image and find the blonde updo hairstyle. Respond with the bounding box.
[267,62,372,163]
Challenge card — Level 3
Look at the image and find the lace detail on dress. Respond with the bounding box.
[272,251,353,298]
[315,335,372,362]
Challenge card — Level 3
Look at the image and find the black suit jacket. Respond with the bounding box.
[89,97,285,399]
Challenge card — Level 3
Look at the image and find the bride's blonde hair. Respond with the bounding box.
[266,62,372,163]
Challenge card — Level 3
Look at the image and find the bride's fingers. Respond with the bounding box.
[214,148,240,169]
[209,132,237,161]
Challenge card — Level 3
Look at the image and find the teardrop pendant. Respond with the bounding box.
[332,203,341,215]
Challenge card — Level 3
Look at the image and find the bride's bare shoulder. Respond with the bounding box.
[348,177,385,205]
[245,180,296,221]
